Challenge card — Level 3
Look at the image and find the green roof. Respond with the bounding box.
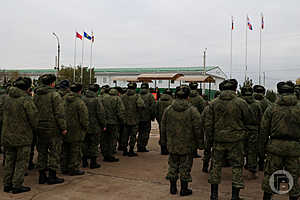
[8,66,218,73]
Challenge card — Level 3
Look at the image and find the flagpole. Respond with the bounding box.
[230,16,233,79]
[81,32,84,84]
[89,32,93,84]
[245,15,248,81]
[259,13,263,85]
[73,31,77,82]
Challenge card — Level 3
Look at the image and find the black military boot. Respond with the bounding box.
[38,170,48,184]
[192,149,201,158]
[263,192,272,200]
[103,156,120,162]
[170,180,177,195]
[3,185,12,193]
[82,156,89,168]
[180,180,192,196]
[28,159,35,170]
[123,147,128,156]
[90,157,101,169]
[258,159,264,171]
[12,186,31,194]
[202,161,209,173]
[47,169,64,185]
[137,146,143,152]
[128,147,138,157]
[161,145,168,155]
[70,169,85,176]
[231,186,241,200]
[210,184,218,200]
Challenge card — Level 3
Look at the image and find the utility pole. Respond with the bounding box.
[52,33,60,72]
[203,48,207,75]
[263,72,266,87]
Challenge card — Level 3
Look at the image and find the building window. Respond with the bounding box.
[158,80,162,84]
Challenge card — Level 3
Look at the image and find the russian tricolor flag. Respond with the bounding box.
[247,16,253,30]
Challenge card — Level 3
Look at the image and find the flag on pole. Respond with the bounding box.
[231,16,234,30]
[247,16,253,30]
[261,13,264,30]
[76,32,83,40]
[84,32,92,40]
[91,32,95,43]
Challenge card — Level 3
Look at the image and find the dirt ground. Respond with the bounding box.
[0,122,289,200]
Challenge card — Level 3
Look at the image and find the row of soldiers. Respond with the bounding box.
[161,79,300,200]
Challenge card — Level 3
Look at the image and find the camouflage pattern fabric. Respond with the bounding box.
[122,125,138,149]
[137,121,151,149]
[166,154,193,182]
[101,125,119,158]
[3,146,31,188]
[62,142,82,171]
[189,89,206,114]
[82,134,99,158]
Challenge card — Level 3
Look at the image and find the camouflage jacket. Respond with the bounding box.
[139,89,155,122]
[34,85,67,137]
[0,89,7,124]
[261,94,300,157]
[82,90,106,134]
[205,90,250,143]
[58,88,70,98]
[64,92,89,143]
[253,93,272,114]
[121,89,145,125]
[189,90,206,114]
[155,94,173,124]
[2,87,38,147]
[161,99,202,154]
[242,96,262,132]
[102,89,126,125]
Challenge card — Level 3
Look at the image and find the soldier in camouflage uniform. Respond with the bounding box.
[205,79,250,200]
[261,81,300,200]
[82,84,105,168]
[295,84,300,101]
[98,85,110,153]
[155,89,173,155]
[161,86,202,196]
[63,83,89,176]
[121,83,145,157]
[241,86,262,179]
[137,83,155,152]
[2,77,38,194]
[57,80,70,97]
[189,82,206,158]
[34,74,67,185]
[253,85,272,171]
[102,88,126,162]
[0,87,7,154]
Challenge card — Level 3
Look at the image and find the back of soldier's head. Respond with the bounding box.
[189,82,198,90]
[141,82,149,89]
[13,77,32,91]
[253,85,266,94]
[70,83,83,93]
[59,80,70,90]
[221,79,238,91]
[102,85,110,94]
[175,86,190,99]
[39,74,56,86]
[241,86,253,96]
[277,81,295,95]
[127,82,137,90]
[88,84,99,93]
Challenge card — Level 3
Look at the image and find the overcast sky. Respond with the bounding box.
[1,0,300,89]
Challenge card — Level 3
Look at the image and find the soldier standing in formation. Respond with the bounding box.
[121,83,145,157]
[137,83,155,152]
[102,88,125,162]
[155,89,173,155]
[161,86,202,196]
[261,81,300,200]
[205,79,250,200]
[82,84,105,168]
[62,83,88,176]
[2,78,38,194]
[34,74,67,185]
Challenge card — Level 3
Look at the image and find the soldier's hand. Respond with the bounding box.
[62,130,67,135]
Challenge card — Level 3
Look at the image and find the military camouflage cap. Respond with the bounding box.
[164,88,173,96]
[13,77,31,91]
[277,81,295,94]
[253,85,266,94]
[127,82,137,89]
[70,83,83,93]
[222,79,238,91]
[189,82,198,90]
[59,80,70,89]
[39,74,56,85]
[241,86,253,96]
[88,84,100,92]
[141,82,149,89]
[175,86,190,99]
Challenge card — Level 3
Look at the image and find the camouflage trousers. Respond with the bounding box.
[82,133,99,158]
[209,142,244,188]
[245,132,258,172]
[137,121,151,149]
[262,153,300,197]
[166,154,193,182]
[203,139,212,166]
[29,133,37,164]
[37,135,63,171]
[122,125,138,149]
[102,125,118,158]
[112,126,120,153]
[3,145,30,187]
[61,142,82,171]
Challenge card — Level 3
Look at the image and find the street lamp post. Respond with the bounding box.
[52,32,60,71]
